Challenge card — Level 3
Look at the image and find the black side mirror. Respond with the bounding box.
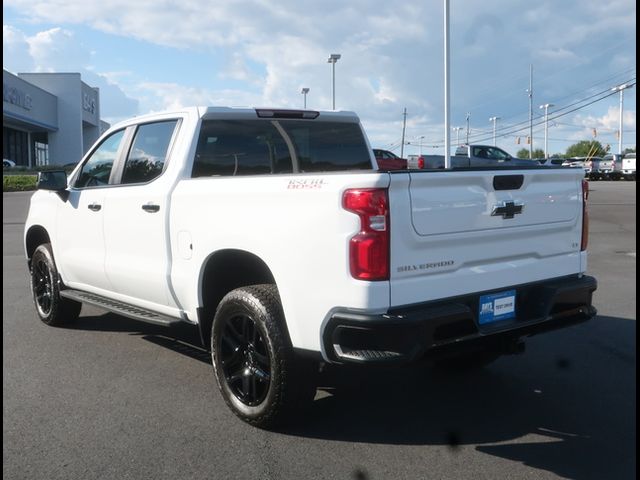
[37,170,67,191]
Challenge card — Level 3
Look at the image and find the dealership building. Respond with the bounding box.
[3,70,110,167]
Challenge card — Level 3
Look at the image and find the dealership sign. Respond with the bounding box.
[3,82,32,110]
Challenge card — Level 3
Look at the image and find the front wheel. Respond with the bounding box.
[211,284,316,428]
[30,243,81,326]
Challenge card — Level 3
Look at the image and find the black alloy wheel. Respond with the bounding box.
[211,284,317,428]
[32,254,54,318]
[218,312,271,406]
[30,243,81,326]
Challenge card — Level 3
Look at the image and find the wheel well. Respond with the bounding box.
[199,249,276,349]
[25,226,51,265]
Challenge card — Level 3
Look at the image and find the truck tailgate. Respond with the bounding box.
[389,168,585,307]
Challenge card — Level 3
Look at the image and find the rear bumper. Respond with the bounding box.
[322,275,597,364]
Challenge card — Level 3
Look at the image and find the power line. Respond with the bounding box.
[429,85,632,147]
[458,78,636,144]
[458,67,636,133]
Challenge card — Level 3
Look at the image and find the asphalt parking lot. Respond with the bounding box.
[3,182,636,480]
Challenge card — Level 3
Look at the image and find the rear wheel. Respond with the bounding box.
[211,284,316,428]
[30,243,81,326]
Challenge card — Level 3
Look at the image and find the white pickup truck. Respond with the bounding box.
[25,107,597,427]
[408,144,534,169]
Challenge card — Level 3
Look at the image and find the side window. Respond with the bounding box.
[74,130,125,188]
[486,147,510,160]
[192,120,293,177]
[282,121,371,172]
[121,120,178,184]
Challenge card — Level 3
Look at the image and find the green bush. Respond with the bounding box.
[3,164,76,175]
[3,175,37,192]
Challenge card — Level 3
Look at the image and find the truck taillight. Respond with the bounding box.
[418,156,425,169]
[581,179,589,251]
[342,188,390,281]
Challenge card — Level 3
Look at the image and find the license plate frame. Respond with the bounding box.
[478,290,516,325]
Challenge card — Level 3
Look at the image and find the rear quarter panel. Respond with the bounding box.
[169,172,391,352]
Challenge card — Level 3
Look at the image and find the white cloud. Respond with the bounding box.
[135,81,263,112]
[3,25,35,71]
[28,28,90,71]
[3,26,138,121]
[3,0,636,153]
[574,106,636,131]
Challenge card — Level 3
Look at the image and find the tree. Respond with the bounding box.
[516,148,545,159]
[624,147,636,154]
[565,140,606,158]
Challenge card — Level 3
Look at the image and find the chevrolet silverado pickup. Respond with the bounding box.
[25,107,597,428]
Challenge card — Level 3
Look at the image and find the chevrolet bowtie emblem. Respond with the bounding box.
[491,201,524,219]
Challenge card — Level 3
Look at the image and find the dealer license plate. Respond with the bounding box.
[478,290,516,325]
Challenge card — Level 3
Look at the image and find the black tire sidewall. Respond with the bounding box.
[30,243,80,326]
[30,244,61,325]
[211,286,289,424]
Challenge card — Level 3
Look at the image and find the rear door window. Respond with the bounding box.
[193,120,293,177]
[280,121,371,172]
[121,120,178,184]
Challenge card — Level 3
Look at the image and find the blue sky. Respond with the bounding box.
[3,0,636,157]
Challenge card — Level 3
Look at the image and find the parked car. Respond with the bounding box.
[408,145,533,169]
[620,152,636,180]
[3,159,16,168]
[589,156,615,180]
[537,157,566,167]
[373,149,407,170]
[562,157,590,177]
[603,154,624,180]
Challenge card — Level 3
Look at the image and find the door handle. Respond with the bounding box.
[87,203,102,211]
[142,204,160,213]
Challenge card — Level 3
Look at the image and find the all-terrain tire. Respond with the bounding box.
[30,243,81,326]
[211,284,316,428]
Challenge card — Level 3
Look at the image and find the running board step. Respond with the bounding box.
[60,289,182,327]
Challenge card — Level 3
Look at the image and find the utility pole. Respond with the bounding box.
[465,112,470,144]
[539,103,554,159]
[489,116,500,146]
[400,108,407,159]
[611,83,635,155]
[443,0,451,168]
[527,64,533,159]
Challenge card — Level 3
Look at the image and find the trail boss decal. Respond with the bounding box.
[288,179,327,190]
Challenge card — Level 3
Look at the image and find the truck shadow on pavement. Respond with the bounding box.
[65,313,635,480]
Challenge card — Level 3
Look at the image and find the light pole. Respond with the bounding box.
[465,112,470,144]
[301,87,309,109]
[489,116,500,146]
[539,103,554,159]
[527,64,533,158]
[417,135,425,154]
[327,53,341,110]
[611,83,635,155]
[443,0,451,168]
[453,127,463,145]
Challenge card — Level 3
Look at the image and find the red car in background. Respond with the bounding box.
[373,149,407,170]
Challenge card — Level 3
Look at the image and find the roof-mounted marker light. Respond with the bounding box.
[255,109,320,119]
